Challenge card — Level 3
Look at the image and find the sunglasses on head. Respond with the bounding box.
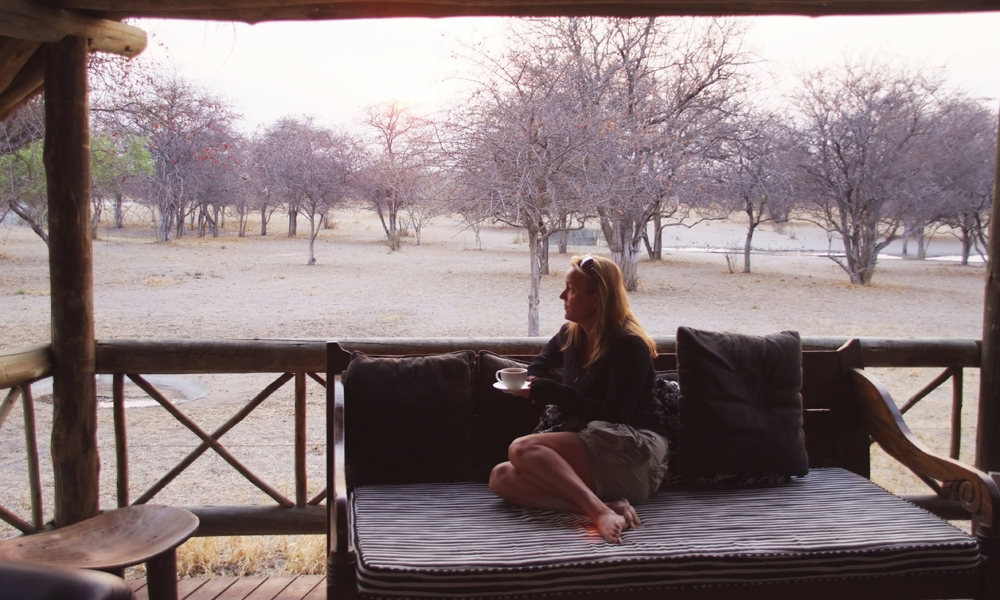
[580,254,596,276]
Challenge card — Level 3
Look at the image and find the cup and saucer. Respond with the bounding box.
[494,367,530,394]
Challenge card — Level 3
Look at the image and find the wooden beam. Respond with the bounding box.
[0,0,145,57]
[93,336,980,374]
[53,0,1000,22]
[181,504,325,536]
[977,102,1000,474]
[0,38,41,93]
[0,343,50,389]
[0,48,43,123]
[44,35,99,528]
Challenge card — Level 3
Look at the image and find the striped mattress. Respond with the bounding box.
[350,468,980,598]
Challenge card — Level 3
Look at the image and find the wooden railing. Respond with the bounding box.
[0,336,982,537]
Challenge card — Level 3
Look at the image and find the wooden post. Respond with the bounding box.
[295,372,307,507]
[978,103,1000,474]
[113,373,129,507]
[21,385,43,530]
[44,35,99,527]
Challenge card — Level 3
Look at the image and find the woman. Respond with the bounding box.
[489,254,668,544]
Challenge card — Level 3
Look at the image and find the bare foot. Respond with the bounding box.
[606,499,640,530]
[594,510,626,544]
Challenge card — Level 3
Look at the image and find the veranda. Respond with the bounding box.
[2,1,1000,599]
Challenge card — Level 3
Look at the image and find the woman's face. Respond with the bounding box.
[560,267,599,327]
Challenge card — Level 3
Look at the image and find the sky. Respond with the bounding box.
[135,12,1000,133]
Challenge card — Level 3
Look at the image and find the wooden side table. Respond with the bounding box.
[0,505,198,600]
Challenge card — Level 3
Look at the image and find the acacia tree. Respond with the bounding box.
[448,30,592,335]
[923,97,996,265]
[102,72,240,242]
[360,102,436,250]
[792,61,941,284]
[547,17,750,290]
[90,132,154,236]
[705,108,795,273]
[260,116,354,264]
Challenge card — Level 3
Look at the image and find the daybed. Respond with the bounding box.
[324,330,1000,600]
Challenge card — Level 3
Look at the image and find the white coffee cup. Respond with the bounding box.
[496,367,528,390]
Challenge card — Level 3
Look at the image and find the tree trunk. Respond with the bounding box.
[156,206,171,243]
[44,35,99,528]
[540,235,549,276]
[288,207,298,237]
[307,214,317,265]
[744,221,756,274]
[388,207,400,251]
[114,192,124,228]
[260,205,268,236]
[90,196,102,240]
[557,230,567,254]
[197,206,206,237]
[649,209,663,261]
[962,227,973,266]
[527,228,541,337]
[175,205,186,239]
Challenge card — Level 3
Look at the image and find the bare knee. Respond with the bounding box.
[489,461,516,497]
[508,435,542,464]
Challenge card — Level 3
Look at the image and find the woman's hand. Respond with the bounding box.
[509,375,536,399]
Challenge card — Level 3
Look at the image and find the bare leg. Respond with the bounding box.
[489,433,627,544]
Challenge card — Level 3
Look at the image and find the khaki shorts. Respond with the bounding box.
[578,421,669,504]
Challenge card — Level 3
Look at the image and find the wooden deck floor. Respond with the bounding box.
[129,575,326,600]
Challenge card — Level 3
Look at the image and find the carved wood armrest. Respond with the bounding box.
[851,368,1000,532]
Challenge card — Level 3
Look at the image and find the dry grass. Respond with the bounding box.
[175,535,326,578]
[126,535,326,580]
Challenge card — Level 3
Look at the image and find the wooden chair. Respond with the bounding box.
[0,505,198,600]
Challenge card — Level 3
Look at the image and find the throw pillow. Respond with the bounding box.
[676,327,807,485]
[343,351,476,486]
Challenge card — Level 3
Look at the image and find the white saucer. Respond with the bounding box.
[494,381,529,393]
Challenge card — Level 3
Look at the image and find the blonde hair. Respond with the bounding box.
[562,255,657,366]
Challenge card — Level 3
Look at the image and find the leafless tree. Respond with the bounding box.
[703,108,796,273]
[359,101,437,251]
[104,73,241,242]
[404,170,450,245]
[546,17,751,290]
[922,96,996,265]
[446,28,593,335]
[259,116,355,264]
[791,60,941,284]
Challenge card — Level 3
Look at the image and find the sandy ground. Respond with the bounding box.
[0,209,988,537]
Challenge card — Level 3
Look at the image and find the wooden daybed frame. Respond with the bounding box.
[325,339,1000,600]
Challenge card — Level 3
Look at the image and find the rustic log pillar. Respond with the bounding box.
[44,35,99,526]
[977,103,1000,474]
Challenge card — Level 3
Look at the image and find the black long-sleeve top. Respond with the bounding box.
[526,324,666,437]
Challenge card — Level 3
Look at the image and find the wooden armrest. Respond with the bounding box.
[851,368,1000,530]
[326,343,352,560]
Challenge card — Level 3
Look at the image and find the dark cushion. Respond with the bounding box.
[350,469,980,598]
[475,351,545,481]
[343,351,476,486]
[676,327,807,483]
